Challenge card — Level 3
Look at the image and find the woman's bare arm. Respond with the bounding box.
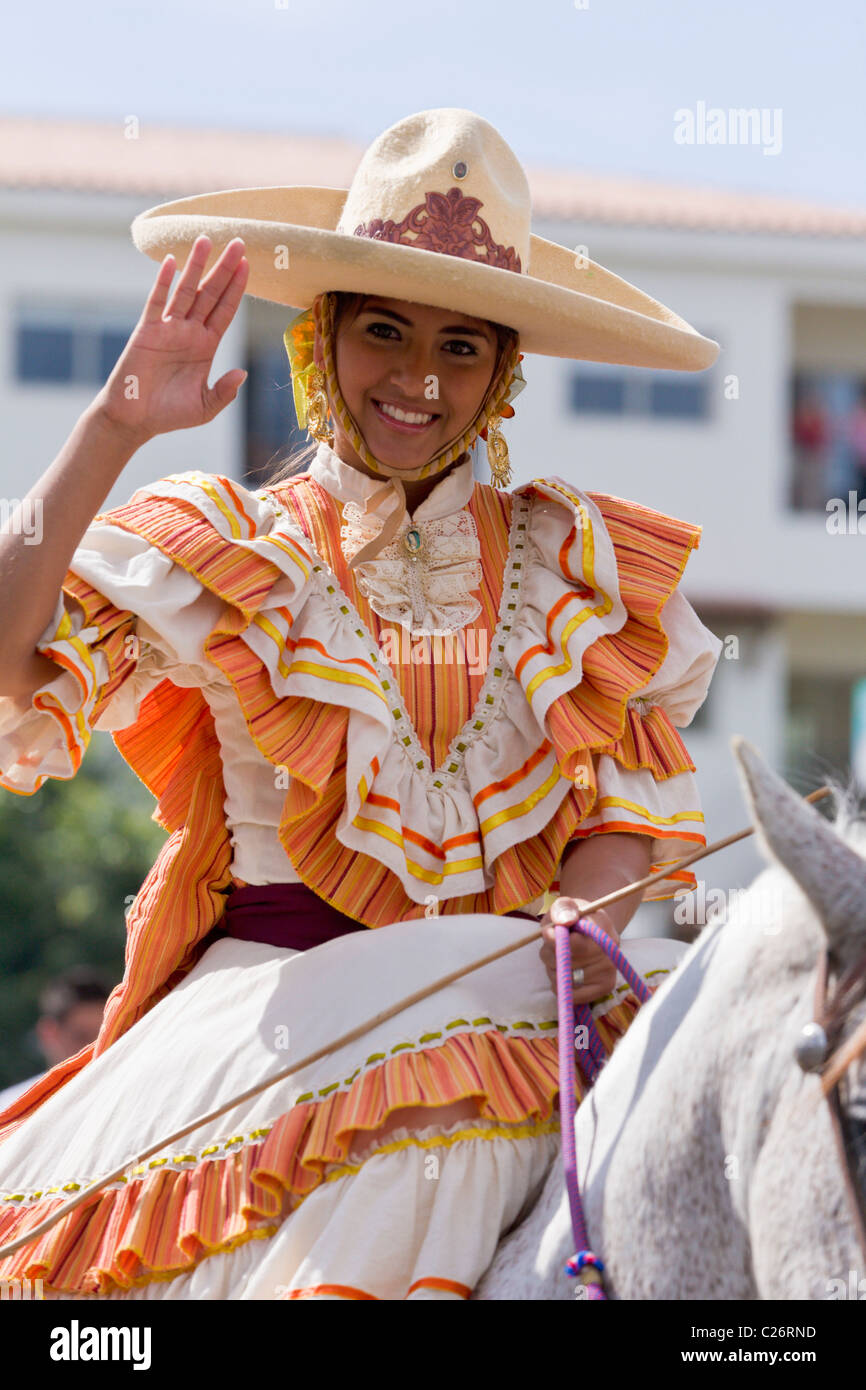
[538,832,654,998]
[558,832,653,935]
[0,235,249,701]
[0,408,144,700]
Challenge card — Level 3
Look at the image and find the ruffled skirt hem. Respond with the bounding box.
[0,920,682,1297]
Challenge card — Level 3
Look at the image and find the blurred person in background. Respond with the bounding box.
[0,966,110,1110]
[846,386,866,504]
[791,387,830,510]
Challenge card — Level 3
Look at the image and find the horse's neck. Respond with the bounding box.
[591,868,821,1195]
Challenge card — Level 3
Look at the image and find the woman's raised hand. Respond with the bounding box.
[92,235,250,448]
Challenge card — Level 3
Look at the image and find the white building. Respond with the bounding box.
[2,115,864,937]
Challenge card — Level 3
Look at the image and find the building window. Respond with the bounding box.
[789,302,866,513]
[14,304,138,386]
[566,338,716,422]
[243,343,306,486]
[99,330,135,384]
[785,672,857,793]
[17,326,75,382]
[790,369,866,512]
[648,378,707,420]
[570,372,626,415]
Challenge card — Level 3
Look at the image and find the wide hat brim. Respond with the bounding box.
[131,185,720,371]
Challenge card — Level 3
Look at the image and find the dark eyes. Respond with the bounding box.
[365,321,401,341]
[364,321,478,356]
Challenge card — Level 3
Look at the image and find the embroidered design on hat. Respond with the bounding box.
[354,187,522,272]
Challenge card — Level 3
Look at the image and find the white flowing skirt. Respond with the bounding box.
[0,916,684,1300]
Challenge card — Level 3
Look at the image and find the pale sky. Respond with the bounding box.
[2,0,865,208]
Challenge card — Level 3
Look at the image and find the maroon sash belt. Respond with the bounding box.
[218,882,537,952]
[220,883,367,951]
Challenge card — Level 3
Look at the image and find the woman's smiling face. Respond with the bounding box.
[315,294,502,476]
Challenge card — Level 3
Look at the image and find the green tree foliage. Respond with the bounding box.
[0,736,165,1088]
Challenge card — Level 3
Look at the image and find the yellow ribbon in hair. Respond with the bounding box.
[283,307,318,430]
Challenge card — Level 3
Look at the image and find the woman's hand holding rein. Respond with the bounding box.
[538,832,654,1002]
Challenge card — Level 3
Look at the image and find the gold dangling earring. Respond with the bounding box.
[306,366,334,445]
[486,415,512,489]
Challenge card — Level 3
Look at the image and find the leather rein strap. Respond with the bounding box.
[812,947,866,1270]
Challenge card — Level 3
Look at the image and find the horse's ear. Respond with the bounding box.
[731,736,866,969]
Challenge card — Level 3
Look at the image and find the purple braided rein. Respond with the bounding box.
[554,915,654,1299]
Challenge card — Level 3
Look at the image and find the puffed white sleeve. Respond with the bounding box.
[0,517,225,796]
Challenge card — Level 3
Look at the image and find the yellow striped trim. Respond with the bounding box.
[541,481,600,593]
[0,1018,565,1204]
[478,764,563,835]
[23,604,107,777]
[251,611,293,679]
[53,608,100,692]
[181,474,246,539]
[319,1116,562,1186]
[522,480,620,701]
[21,1121,560,1297]
[350,814,484,883]
[592,795,706,826]
[260,532,311,576]
[524,594,612,702]
[288,660,388,704]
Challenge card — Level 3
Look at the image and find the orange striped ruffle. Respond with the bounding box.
[0,559,238,1148]
[64,475,707,927]
[594,700,696,778]
[0,1002,638,1296]
[264,480,703,919]
[0,664,234,1149]
[541,486,702,782]
[0,577,139,796]
[282,476,512,771]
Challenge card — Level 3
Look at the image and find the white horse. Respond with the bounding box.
[476,737,866,1300]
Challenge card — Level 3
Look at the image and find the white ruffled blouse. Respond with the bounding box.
[0,447,723,911]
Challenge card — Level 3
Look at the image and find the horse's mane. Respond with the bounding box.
[822,773,866,856]
[802,775,866,1079]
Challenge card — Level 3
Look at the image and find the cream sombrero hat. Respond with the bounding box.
[130,107,720,372]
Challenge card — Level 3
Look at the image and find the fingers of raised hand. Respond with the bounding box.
[157,234,246,325]
[139,237,248,344]
[200,250,249,338]
[188,238,247,327]
[140,254,177,327]
[159,235,213,320]
[203,368,248,418]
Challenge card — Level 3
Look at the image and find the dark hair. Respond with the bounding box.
[260,291,519,488]
[39,966,111,1023]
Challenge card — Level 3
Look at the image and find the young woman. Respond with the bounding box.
[0,108,722,1300]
